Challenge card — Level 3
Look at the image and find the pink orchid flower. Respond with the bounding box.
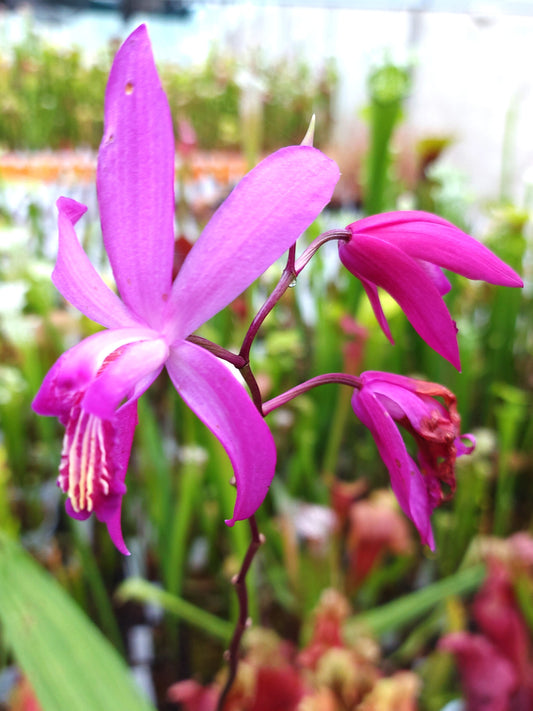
[339,211,523,369]
[32,25,339,554]
[351,371,474,549]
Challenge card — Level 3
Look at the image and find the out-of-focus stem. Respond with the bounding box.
[216,516,264,711]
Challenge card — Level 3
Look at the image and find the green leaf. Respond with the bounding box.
[116,578,233,642]
[0,537,157,711]
[346,564,485,638]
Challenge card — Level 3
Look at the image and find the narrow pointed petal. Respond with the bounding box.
[166,340,276,522]
[32,327,158,419]
[351,211,523,287]
[352,388,435,548]
[359,276,395,344]
[97,24,175,328]
[339,234,461,369]
[82,337,168,419]
[53,197,144,329]
[166,146,340,340]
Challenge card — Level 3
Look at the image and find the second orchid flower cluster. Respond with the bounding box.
[33,25,523,556]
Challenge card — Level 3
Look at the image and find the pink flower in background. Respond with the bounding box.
[351,371,475,549]
[339,211,523,369]
[440,632,518,711]
[441,558,533,711]
[32,25,339,553]
[347,491,412,585]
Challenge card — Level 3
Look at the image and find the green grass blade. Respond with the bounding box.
[0,537,156,711]
[116,578,233,642]
[346,564,485,638]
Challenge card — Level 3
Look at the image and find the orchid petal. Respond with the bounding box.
[53,197,143,329]
[418,261,452,296]
[350,211,523,287]
[82,337,169,419]
[32,327,158,420]
[339,234,461,369]
[359,276,394,344]
[368,381,438,431]
[166,146,340,340]
[352,388,435,548]
[166,340,276,522]
[97,24,175,328]
[350,210,452,232]
[456,434,476,456]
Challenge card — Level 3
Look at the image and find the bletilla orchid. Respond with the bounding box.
[351,371,475,549]
[32,25,339,554]
[339,211,523,369]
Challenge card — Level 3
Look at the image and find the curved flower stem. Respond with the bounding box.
[263,373,362,416]
[294,228,350,274]
[216,515,264,711]
[186,335,245,368]
[240,229,350,363]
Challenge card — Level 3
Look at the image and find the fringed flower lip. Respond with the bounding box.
[339,211,523,370]
[33,24,340,553]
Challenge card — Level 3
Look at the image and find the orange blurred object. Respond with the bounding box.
[0,151,247,186]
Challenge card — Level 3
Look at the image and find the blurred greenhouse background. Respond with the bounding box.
[1,2,533,710]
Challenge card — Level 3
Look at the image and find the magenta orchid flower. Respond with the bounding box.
[351,371,475,549]
[32,25,340,554]
[339,211,523,369]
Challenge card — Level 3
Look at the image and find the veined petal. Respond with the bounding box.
[53,197,144,329]
[166,340,276,522]
[350,211,523,287]
[62,400,137,555]
[82,337,168,419]
[352,388,435,548]
[166,146,340,341]
[97,24,175,328]
[339,234,461,369]
[32,327,158,420]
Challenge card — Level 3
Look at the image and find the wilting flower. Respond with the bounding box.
[351,371,475,549]
[339,211,523,369]
[32,25,339,553]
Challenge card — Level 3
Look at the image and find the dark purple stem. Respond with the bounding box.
[216,516,264,711]
[263,373,362,415]
[240,229,350,363]
[187,334,245,368]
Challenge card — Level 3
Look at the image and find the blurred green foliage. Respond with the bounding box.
[0,27,336,151]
